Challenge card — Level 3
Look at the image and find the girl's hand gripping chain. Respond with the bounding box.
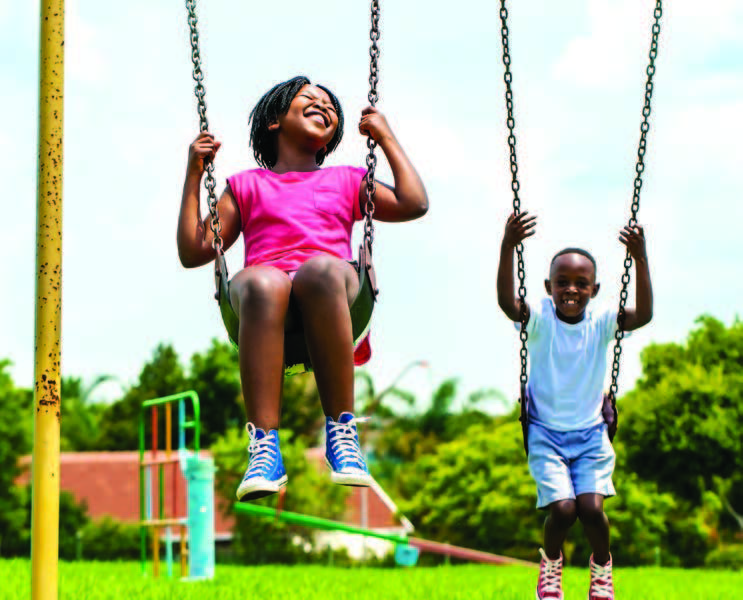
[187,132,222,177]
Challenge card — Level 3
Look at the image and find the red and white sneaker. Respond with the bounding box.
[588,554,615,599]
[536,548,564,599]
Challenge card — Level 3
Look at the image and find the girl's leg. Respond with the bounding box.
[229,266,292,430]
[544,499,578,559]
[291,256,359,419]
[576,493,610,564]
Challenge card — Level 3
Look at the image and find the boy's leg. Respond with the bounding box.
[528,424,576,600]
[572,425,616,598]
[544,499,577,559]
[576,494,610,564]
[229,266,292,429]
[291,256,359,419]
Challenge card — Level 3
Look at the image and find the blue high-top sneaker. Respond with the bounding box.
[236,424,287,502]
[325,412,373,487]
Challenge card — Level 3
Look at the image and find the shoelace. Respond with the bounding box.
[328,417,369,467]
[245,423,277,478]
[538,548,563,595]
[589,558,614,598]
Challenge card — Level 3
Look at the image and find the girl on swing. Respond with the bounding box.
[177,76,428,502]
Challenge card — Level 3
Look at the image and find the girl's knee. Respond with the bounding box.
[233,268,291,311]
[549,499,578,527]
[292,256,346,297]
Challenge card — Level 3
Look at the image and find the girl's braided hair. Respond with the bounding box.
[249,76,344,169]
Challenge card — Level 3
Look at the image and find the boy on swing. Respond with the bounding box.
[497,211,653,600]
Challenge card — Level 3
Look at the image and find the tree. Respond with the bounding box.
[620,317,743,504]
[0,360,32,555]
[188,340,243,447]
[96,344,187,450]
[400,421,540,561]
[60,375,115,451]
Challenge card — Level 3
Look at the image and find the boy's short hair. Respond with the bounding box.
[550,247,598,276]
[249,75,345,169]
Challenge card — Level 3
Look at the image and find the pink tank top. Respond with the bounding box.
[226,166,367,272]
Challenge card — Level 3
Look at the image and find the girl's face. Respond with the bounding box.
[272,84,339,151]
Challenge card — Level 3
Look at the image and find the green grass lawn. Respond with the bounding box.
[1,559,741,599]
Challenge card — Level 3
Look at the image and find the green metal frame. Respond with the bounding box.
[234,503,408,544]
[139,391,201,576]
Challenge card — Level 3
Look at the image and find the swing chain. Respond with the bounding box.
[185,0,223,258]
[608,0,663,402]
[499,1,529,389]
[364,0,381,248]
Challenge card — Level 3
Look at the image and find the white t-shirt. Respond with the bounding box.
[514,297,627,432]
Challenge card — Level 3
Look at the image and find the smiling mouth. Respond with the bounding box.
[305,111,329,126]
[561,298,580,306]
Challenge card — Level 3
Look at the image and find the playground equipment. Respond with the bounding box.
[234,503,536,567]
[139,391,216,580]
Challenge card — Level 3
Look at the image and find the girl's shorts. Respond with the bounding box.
[527,421,616,509]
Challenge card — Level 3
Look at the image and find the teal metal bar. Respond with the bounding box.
[233,503,409,544]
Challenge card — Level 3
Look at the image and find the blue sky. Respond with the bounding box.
[3,0,742,410]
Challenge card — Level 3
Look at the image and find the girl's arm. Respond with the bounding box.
[497,212,536,323]
[618,225,653,331]
[177,132,241,268]
[357,107,428,222]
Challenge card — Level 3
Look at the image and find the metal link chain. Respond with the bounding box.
[499,1,529,390]
[364,0,381,248]
[609,0,663,403]
[500,1,662,402]
[185,0,223,259]
[185,0,381,263]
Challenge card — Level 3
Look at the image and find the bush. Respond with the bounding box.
[78,517,145,561]
[704,544,743,570]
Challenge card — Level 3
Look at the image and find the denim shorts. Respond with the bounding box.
[527,421,616,509]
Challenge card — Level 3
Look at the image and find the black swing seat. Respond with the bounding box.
[214,241,378,376]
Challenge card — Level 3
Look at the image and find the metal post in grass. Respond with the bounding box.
[31,1,64,599]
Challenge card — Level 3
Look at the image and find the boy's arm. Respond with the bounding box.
[497,212,536,323]
[618,224,653,331]
[177,132,241,268]
[356,107,428,222]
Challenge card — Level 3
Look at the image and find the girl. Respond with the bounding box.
[177,76,428,501]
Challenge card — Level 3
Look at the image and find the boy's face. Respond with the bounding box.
[545,253,600,322]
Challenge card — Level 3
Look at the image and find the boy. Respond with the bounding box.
[496,211,653,600]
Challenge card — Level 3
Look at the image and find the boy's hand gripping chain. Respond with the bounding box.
[608,1,663,414]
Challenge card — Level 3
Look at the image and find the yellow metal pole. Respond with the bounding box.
[31,1,64,599]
